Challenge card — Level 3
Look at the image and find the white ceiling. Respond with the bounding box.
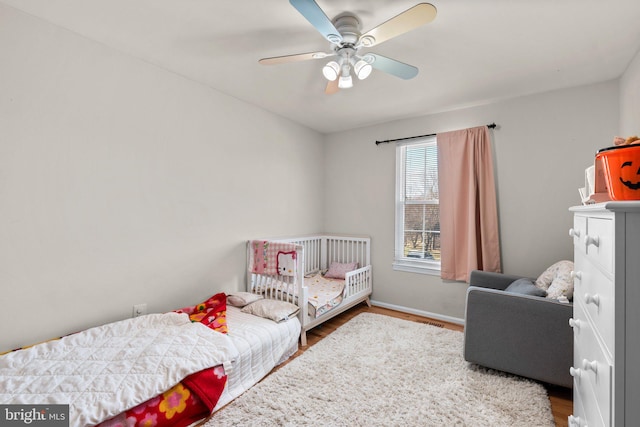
[4,0,640,133]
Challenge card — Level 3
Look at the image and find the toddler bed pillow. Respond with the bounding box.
[324,261,358,279]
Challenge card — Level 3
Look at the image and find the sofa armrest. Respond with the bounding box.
[464,286,573,388]
[469,270,532,290]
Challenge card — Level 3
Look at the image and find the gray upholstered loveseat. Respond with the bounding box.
[463,270,573,388]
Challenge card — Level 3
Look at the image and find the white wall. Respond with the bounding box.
[1,4,630,352]
[620,48,640,135]
[0,5,324,352]
[324,81,619,321]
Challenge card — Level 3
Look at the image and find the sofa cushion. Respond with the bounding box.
[505,278,547,297]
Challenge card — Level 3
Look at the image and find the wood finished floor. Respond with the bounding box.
[284,303,572,427]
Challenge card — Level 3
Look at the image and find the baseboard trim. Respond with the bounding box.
[370,300,465,326]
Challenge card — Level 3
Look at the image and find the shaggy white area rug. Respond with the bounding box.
[206,313,554,426]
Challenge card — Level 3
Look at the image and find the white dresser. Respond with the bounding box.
[568,202,640,427]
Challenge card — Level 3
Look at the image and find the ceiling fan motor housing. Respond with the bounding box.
[332,13,361,45]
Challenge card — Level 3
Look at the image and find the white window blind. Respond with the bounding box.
[394,135,441,275]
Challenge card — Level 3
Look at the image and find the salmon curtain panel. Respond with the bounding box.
[437,125,501,282]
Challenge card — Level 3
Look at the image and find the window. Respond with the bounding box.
[394,136,440,275]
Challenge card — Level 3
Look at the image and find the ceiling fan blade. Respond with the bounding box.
[289,0,343,44]
[259,51,332,65]
[366,53,419,80]
[325,78,339,95]
[359,3,437,47]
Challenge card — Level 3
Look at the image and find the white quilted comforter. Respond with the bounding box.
[0,312,239,426]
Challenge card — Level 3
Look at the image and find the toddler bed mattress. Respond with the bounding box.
[258,273,345,318]
[304,273,345,318]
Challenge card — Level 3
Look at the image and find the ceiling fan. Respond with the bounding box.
[259,0,437,94]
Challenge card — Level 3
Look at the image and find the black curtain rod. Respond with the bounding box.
[375,123,497,145]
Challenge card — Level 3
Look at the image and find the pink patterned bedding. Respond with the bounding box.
[305,273,345,317]
[250,240,298,276]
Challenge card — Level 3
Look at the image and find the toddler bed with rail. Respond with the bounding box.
[247,234,373,345]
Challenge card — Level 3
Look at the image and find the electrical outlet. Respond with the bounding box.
[133,303,147,318]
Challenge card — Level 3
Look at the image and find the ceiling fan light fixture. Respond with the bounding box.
[322,61,340,81]
[262,2,437,94]
[338,74,353,89]
[354,59,373,80]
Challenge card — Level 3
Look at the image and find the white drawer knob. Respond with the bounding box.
[569,318,581,330]
[569,228,581,238]
[569,367,582,378]
[582,358,598,373]
[584,293,600,306]
[571,270,582,280]
[585,234,600,248]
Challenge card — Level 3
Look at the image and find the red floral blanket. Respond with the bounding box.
[96,293,230,427]
[96,366,226,427]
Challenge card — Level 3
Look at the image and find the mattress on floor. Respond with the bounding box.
[213,306,300,411]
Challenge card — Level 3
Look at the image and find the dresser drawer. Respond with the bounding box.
[572,302,612,426]
[584,216,613,274]
[573,252,614,355]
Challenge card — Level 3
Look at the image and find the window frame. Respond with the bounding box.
[393,135,441,276]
